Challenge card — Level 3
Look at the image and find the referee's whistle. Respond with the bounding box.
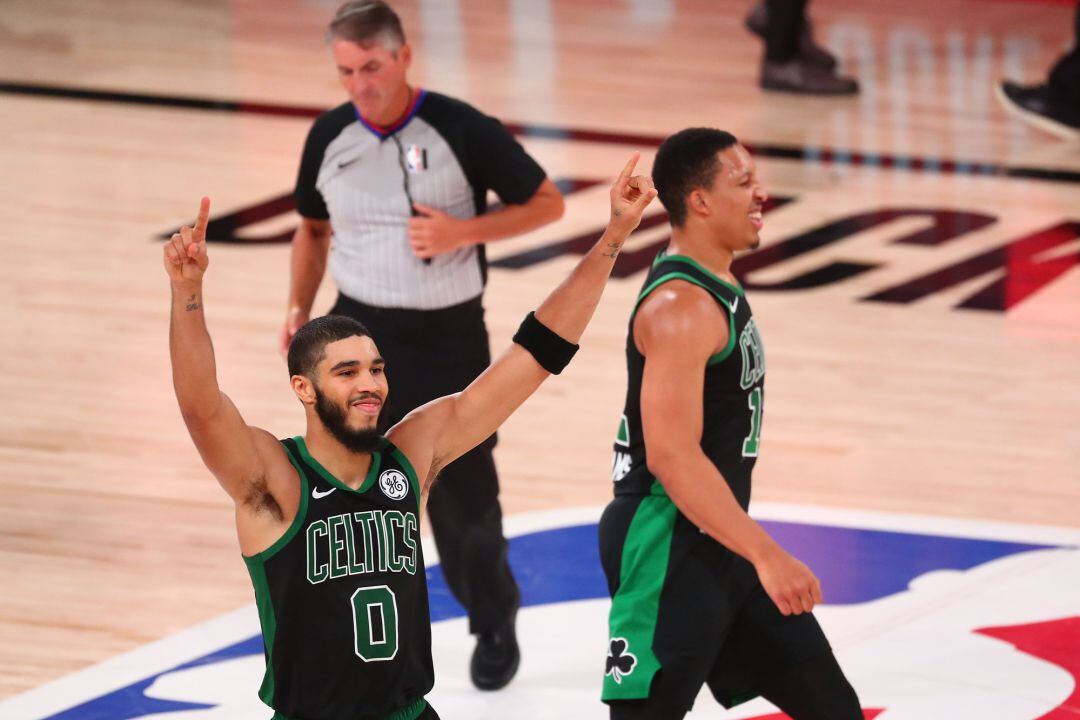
[410,206,433,265]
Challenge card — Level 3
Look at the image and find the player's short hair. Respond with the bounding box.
[326,0,406,51]
[288,316,373,379]
[652,128,739,227]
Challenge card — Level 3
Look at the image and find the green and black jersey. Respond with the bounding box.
[611,252,766,509]
[600,251,773,707]
[244,436,431,720]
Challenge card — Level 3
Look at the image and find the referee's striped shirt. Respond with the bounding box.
[294,90,547,310]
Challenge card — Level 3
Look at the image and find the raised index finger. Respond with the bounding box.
[193,196,211,238]
[616,152,640,182]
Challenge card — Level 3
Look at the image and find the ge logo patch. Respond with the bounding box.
[379,470,409,500]
[605,637,637,684]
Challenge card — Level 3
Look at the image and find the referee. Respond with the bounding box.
[280,1,564,691]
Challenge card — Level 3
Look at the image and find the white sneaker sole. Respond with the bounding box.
[994,82,1080,141]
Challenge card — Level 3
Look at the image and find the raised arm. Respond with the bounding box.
[636,284,822,617]
[390,154,656,485]
[166,198,279,502]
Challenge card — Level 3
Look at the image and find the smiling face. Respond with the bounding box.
[305,335,389,453]
[690,144,769,252]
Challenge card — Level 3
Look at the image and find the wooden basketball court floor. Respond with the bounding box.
[1,0,1079,717]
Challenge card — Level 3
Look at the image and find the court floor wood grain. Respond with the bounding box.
[1,0,1078,701]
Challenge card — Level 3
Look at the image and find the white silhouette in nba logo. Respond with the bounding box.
[379,469,409,500]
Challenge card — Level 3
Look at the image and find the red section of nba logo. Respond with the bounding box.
[976,616,1080,718]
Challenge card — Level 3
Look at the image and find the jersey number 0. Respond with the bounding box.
[350,585,400,662]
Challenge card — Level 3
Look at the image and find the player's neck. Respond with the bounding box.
[667,231,736,283]
[303,427,376,490]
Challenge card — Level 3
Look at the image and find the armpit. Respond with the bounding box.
[243,479,284,522]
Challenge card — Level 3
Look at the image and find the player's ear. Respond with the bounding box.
[399,43,412,69]
[291,375,316,405]
[688,189,709,218]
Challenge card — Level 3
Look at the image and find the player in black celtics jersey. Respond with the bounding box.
[164,155,656,720]
[600,129,862,720]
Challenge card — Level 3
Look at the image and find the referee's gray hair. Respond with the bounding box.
[326,1,406,51]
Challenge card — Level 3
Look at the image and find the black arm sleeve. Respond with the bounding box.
[465,112,547,206]
[293,103,355,220]
[294,125,330,220]
[420,94,548,211]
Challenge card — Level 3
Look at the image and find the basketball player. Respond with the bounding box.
[600,129,861,719]
[165,155,656,720]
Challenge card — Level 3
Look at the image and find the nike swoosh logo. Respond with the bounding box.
[730,297,739,315]
[338,157,360,169]
[312,487,337,499]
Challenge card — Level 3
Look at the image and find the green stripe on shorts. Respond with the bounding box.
[603,490,678,701]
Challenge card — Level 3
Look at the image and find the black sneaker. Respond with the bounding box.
[761,58,859,96]
[995,81,1080,140]
[470,619,520,691]
[745,1,839,71]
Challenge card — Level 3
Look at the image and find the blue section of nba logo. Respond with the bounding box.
[38,520,1057,719]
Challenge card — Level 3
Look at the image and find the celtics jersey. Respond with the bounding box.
[611,253,765,510]
[244,436,432,720]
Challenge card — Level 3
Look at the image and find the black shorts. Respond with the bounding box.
[599,493,833,711]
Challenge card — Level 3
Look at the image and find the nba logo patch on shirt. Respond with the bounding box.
[406,144,427,172]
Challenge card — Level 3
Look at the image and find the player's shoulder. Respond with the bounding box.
[639,277,724,322]
[634,280,728,348]
[232,428,297,487]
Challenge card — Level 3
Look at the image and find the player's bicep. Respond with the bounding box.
[388,347,546,487]
[386,395,457,489]
[639,345,708,463]
[442,346,546,459]
[635,287,724,469]
[183,391,269,501]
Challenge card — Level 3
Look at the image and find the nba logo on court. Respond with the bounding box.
[3,506,1078,719]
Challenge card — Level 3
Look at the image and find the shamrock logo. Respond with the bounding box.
[605,637,637,684]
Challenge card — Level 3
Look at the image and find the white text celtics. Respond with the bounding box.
[306,510,418,584]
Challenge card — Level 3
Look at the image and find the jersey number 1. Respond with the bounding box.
[742,387,763,457]
[351,585,399,662]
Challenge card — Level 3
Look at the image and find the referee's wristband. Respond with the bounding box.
[513,312,579,375]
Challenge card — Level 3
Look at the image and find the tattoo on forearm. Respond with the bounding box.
[601,240,624,258]
[185,293,201,312]
[613,208,622,217]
